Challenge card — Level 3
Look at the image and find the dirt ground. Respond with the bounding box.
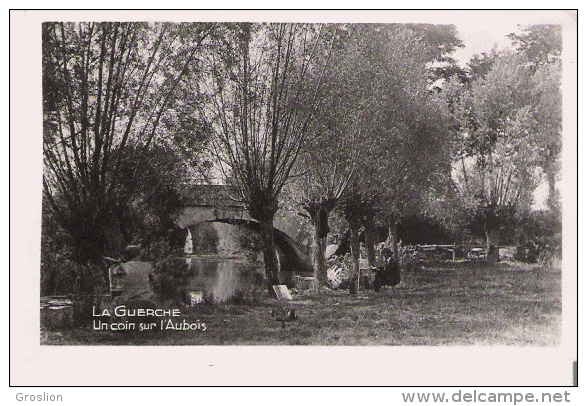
[41,260,562,346]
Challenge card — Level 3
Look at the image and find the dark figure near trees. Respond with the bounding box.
[373,248,401,292]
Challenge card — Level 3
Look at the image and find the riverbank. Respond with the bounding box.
[42,260,561,346]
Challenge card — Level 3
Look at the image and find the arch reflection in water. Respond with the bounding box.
[186,256,265,303]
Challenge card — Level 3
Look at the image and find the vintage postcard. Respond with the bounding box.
[10,9,577,387]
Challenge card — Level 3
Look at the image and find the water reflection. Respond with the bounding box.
[185,256,265,303]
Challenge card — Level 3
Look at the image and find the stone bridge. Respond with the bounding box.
[177,185,313,284]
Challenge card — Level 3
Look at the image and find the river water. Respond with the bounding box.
[184,256,265,303]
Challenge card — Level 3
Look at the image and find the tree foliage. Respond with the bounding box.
[446,51,554,248]
[508,24,562,69]
[42,22,214,264]
[294,24,455,278]
[201,23,336,289]
[402,23,465,84]
[510,25,563,212]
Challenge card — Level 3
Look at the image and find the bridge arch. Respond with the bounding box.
[178,185,314,286]
[182,219,313,287]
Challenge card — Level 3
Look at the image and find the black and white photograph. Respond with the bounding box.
[10,9,578,387]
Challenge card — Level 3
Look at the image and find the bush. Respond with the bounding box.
[224,289,265,306]
[398,248,423,273]
[41,203,109,296]
[151,255,192,304]
[41,255,107,296]
[190,223,219,254]
[516,210,562,246]
[537,233,562,265]
[398,215,456,245]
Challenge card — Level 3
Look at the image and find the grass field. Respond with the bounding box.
[42,259,562,346]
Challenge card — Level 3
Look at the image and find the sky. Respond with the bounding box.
[417,10,575,66]
[451,20,519,66]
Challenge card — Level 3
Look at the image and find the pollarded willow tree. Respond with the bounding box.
[373,94,454,258]
[288,25,379,286]
[202,23,337,291]
[288,24,455,284]
[42,22,215,264]
[448,51,546,252]
[335,24,454,271]
[293,120,356,286]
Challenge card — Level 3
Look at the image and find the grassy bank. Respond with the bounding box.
[42,260,561,346]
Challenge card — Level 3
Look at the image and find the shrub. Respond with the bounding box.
[41,255,107,296]
[399,248,423,273]
[537,233,562,265]
[151,255,192,304]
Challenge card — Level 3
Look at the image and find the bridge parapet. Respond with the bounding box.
[178,185,249,227]
[179,185,311,250]
[177,206,251,228]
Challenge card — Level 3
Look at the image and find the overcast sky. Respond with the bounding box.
[451,21,518,66]
[408,10,575,66]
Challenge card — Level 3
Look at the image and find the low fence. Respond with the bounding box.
[401,244,520,262]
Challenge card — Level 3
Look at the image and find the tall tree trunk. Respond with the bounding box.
[347,216,361,282]
[304,198,336,287]
[99,217,127,259]
[259,218,280,292]
[363,214,376,266]
[312,234,327,286]
[485,227,500,263]
[250,193,280,292]
[546,167,558,213]
[387,219,400,258]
